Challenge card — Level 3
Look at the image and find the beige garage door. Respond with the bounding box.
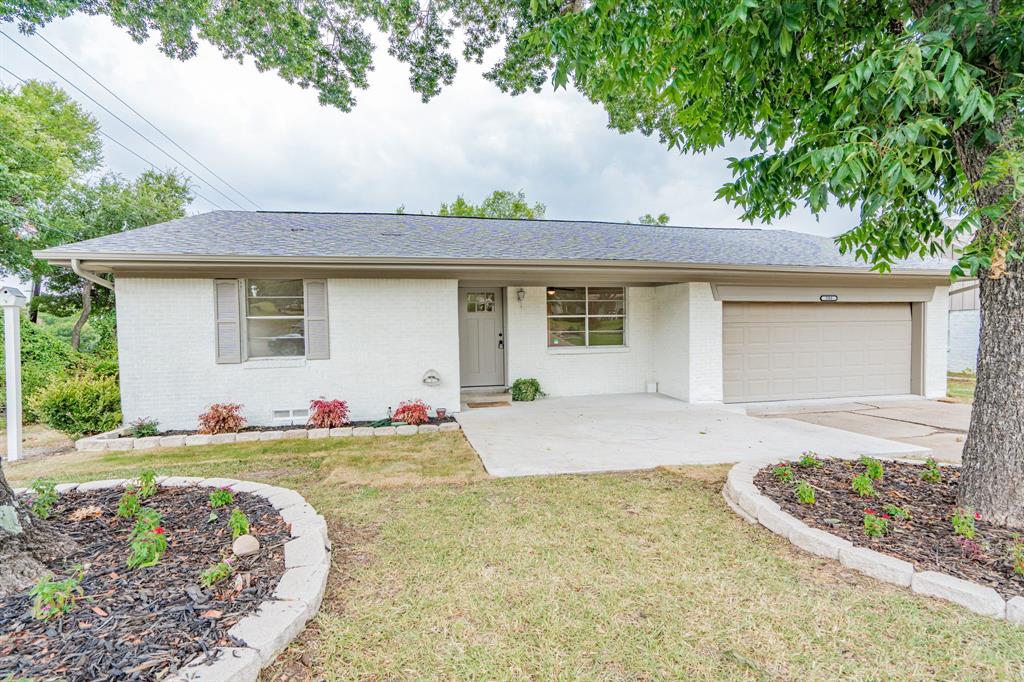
[723,302,912,403]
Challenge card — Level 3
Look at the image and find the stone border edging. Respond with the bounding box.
[15,476,331,682]
[722,458,1024,625]
[76,422,462,452]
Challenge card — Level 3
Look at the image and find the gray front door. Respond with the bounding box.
[458,287,505,387]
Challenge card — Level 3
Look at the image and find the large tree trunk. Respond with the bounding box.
[0,470,51,597]
[70,279,92,351]
[958,257,1024,526]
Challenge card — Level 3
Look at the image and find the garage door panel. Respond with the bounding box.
[723,303,912,402]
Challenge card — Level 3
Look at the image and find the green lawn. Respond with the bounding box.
[6,434,1024,679]
[948,371,977,403]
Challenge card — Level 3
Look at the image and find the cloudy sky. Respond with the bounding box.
[2,14,859,237]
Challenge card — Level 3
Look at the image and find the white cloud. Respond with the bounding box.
[1,15,858,236]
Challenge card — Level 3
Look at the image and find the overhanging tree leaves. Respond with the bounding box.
[5,1,1024,525]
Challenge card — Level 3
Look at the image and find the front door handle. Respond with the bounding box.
[498,333,504,350]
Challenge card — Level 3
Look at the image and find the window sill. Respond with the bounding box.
[243,357,307,369]
[546,346,630,355]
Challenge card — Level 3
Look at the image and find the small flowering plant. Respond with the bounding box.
[200,559,234,588]
[859,456,884,481]
[951,507,979,540]
[138,470,158,499]
[29,565,84,621]
[921,457,943,484]
[228,508,250,539]
[197,403,247,435]
[795,480,816,505]
[959,537,985,561]
[392,399,431,426]
[772,464,794,483]
[308,398,350,429]
[117,488,141,519]
[128,525,168,569]
[29,478,59,520]
[851,473,876,498]
[132,508,163,536]
[1008,539,1024,576]
[796,451,822,468]
[882,503,911,521]
[209,486,235,509]
[863,508,891,538]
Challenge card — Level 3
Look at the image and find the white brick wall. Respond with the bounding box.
[652,284,690,400]
[505,286,656,396]
[116,277,460,429]
[686,282,724,402]
[948,308,980,372]
[924,285,950,398]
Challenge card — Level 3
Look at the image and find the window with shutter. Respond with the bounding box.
[214,279,242,363]
[304,279,329,360]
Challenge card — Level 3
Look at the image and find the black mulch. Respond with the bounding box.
[154,415,457,437]
[755,458,1024,599]
[0,486,291,681]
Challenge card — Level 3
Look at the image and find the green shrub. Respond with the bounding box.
[510,378,545,402]
[0,315,83,422]
[851,473,876,498]
[31,375,121,436]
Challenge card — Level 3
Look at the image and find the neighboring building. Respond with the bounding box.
[948,279,980,372]
[37,212,953,429]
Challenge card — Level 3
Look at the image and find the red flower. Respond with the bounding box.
[864,508,876,515]
[881,513,892,520]
[974,512,981,520]
[153,527,165,535]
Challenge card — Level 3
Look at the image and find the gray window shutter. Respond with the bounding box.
[304,279,329,360]
[214,279,242,363]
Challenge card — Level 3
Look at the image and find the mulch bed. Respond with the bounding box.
[755,458,1024,599]
[0,486,291,681]
[155,416,457,437]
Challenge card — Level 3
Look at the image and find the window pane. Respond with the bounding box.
[546,287,585,302]
[587,287,624,301]
[465,292,495,313]
[588,332,625,346]
[547,301,586,316]
[247,279,303,297]
[247,318,305,357]
[248,297,304,316]
[589,316,624,332]
[548,317,585,332]
[548,331,586,347]
[588,300,624,316]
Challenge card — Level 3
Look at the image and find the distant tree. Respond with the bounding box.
[438,190,545,220]
[636,213,670,226]
[0,80,101,317]
[34,170,192,349]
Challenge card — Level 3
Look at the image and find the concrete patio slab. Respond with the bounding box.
[456,393,928,477]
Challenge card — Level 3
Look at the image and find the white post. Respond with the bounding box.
[1,287,27,463]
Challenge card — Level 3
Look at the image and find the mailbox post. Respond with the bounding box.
[1,287,27,462]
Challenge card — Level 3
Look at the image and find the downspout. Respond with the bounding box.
[71,258,114,290]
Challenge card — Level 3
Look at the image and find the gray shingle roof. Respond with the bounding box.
[39,211,951,270]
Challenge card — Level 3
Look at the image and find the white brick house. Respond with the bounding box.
[38,212,953,429]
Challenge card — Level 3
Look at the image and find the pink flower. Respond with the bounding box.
[975,512,981,520]
[864,508,876,515]
[153,527,165,535]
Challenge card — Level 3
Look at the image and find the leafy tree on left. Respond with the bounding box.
[0,80,101,310]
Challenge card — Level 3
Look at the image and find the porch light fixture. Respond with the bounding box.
[422,369,442,386]
[516,288,526,305]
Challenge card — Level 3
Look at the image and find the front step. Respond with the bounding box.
[461,387,511,408]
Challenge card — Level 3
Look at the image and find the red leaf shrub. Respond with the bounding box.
[197,403,246,434]
[308,398,350,429]
[392,399,431,426]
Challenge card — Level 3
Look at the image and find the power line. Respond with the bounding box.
[0,63,225,211]
[1,30,248,211]
[35,32,262,210]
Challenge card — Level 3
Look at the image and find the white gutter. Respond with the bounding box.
[71,258,115,290]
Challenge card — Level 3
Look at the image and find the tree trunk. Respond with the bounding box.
[28,273,41,324]
[957,256,1024,526]
[70,280,92,351]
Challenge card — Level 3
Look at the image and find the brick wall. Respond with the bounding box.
[116,277,461,429]
[948,308,980,373]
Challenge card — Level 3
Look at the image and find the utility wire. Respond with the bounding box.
[35,32,262,210]
[1,30,247,211]
[0,63,225,212]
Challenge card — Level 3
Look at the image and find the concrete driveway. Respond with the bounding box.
[747,398,970,463]
[456,393,929,477]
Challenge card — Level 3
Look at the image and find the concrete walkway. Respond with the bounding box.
[456,393,929,477]
[746,398,970,463]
